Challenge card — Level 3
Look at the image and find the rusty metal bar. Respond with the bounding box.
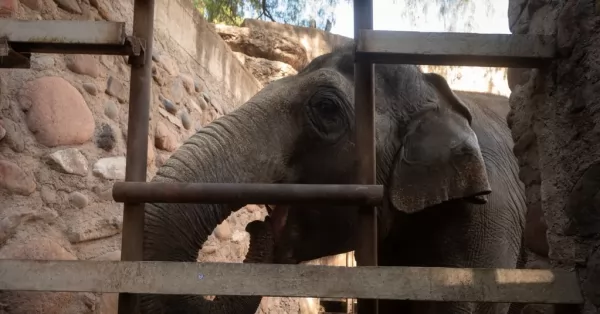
[112,182,384,206]
[117,0,154,313]
[7,42,132,55]
[0,259,584,304]
[353,0,378,313]
[355,30,556,67]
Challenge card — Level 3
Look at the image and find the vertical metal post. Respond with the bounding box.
[353,0,378,313]
[117,0,155,313]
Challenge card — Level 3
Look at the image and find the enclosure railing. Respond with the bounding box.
[0,1,583,314]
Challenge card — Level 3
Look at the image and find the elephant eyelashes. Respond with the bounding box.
[306,88,348,141]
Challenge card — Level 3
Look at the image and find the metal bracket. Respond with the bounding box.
[126,36,146,67]
[0,36,31,69]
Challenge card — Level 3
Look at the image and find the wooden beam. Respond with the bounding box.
[356,30,557,68]
[0,19,126,44]
[0,19,131,55]
[0,260,583,304]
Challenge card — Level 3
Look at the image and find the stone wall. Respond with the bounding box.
[507,0,600,313]
[154,0,262,111]
[0,1,324,313]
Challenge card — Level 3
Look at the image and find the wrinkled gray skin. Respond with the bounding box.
[140,218,275,313]
[139,43,527,314]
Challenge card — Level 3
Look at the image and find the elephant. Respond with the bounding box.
[140,218,276,313]
[138,42,527,314]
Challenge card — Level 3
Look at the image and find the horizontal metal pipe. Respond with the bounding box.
[112,182,384,206]
[9,43,131,55]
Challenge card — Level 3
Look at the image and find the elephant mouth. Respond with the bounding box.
[263,204,297,264]
[264,204,288,245]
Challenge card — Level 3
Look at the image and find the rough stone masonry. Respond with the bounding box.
[507,0,600,313]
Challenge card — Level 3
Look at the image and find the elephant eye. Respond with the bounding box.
[306,87,348,141]
[316,99,339,119]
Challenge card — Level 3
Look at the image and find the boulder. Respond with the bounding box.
[215,24,309,71]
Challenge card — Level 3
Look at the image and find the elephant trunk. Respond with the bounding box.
[141,219,275,314]
[139,106,291,314]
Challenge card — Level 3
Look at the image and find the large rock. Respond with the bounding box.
[105,76,128,103]
[21,0,42,10]
[0,235,92,314]
[54,0,82,14]
[47,148,89,177]
[1,118,25,152]
[66,55,100,78]
[0,160,36,195]
[0,0,17,17]
[67,216,122,243]
[241,18,352,62]
[92,156,126,180]
[234,52,298,85]
[18,76,95,147]
[154,121,179,152]
[507,68,530,92]
[507,0,600,311]
[215,24,309,71]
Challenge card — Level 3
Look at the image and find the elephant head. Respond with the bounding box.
[139,43,492,313]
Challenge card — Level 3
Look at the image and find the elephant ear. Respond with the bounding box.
[388,73,492,214]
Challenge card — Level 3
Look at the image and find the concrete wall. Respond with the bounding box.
[154,0,262,112]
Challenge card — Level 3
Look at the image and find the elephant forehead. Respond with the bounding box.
[303,68,352,90]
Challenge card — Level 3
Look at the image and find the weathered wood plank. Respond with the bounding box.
[0,19,130,55]
[0,19,126,44]
[356,30,557,68]
[0,260,583,304]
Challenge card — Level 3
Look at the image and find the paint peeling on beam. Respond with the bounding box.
[0,20,130,55]
[356,30,557,68]
[112,182,384,206]
[0,260,584,304]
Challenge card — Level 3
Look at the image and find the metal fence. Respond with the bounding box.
[0,1,583,314]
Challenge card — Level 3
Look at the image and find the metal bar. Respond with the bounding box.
[0,20,130,55]
[353,0,378,313]
[112,182,384,206]
[0,260,584,304]
[117,0,155,313]
[356,30,557,67]
[7,42,131,55]
[0,49,30,68]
